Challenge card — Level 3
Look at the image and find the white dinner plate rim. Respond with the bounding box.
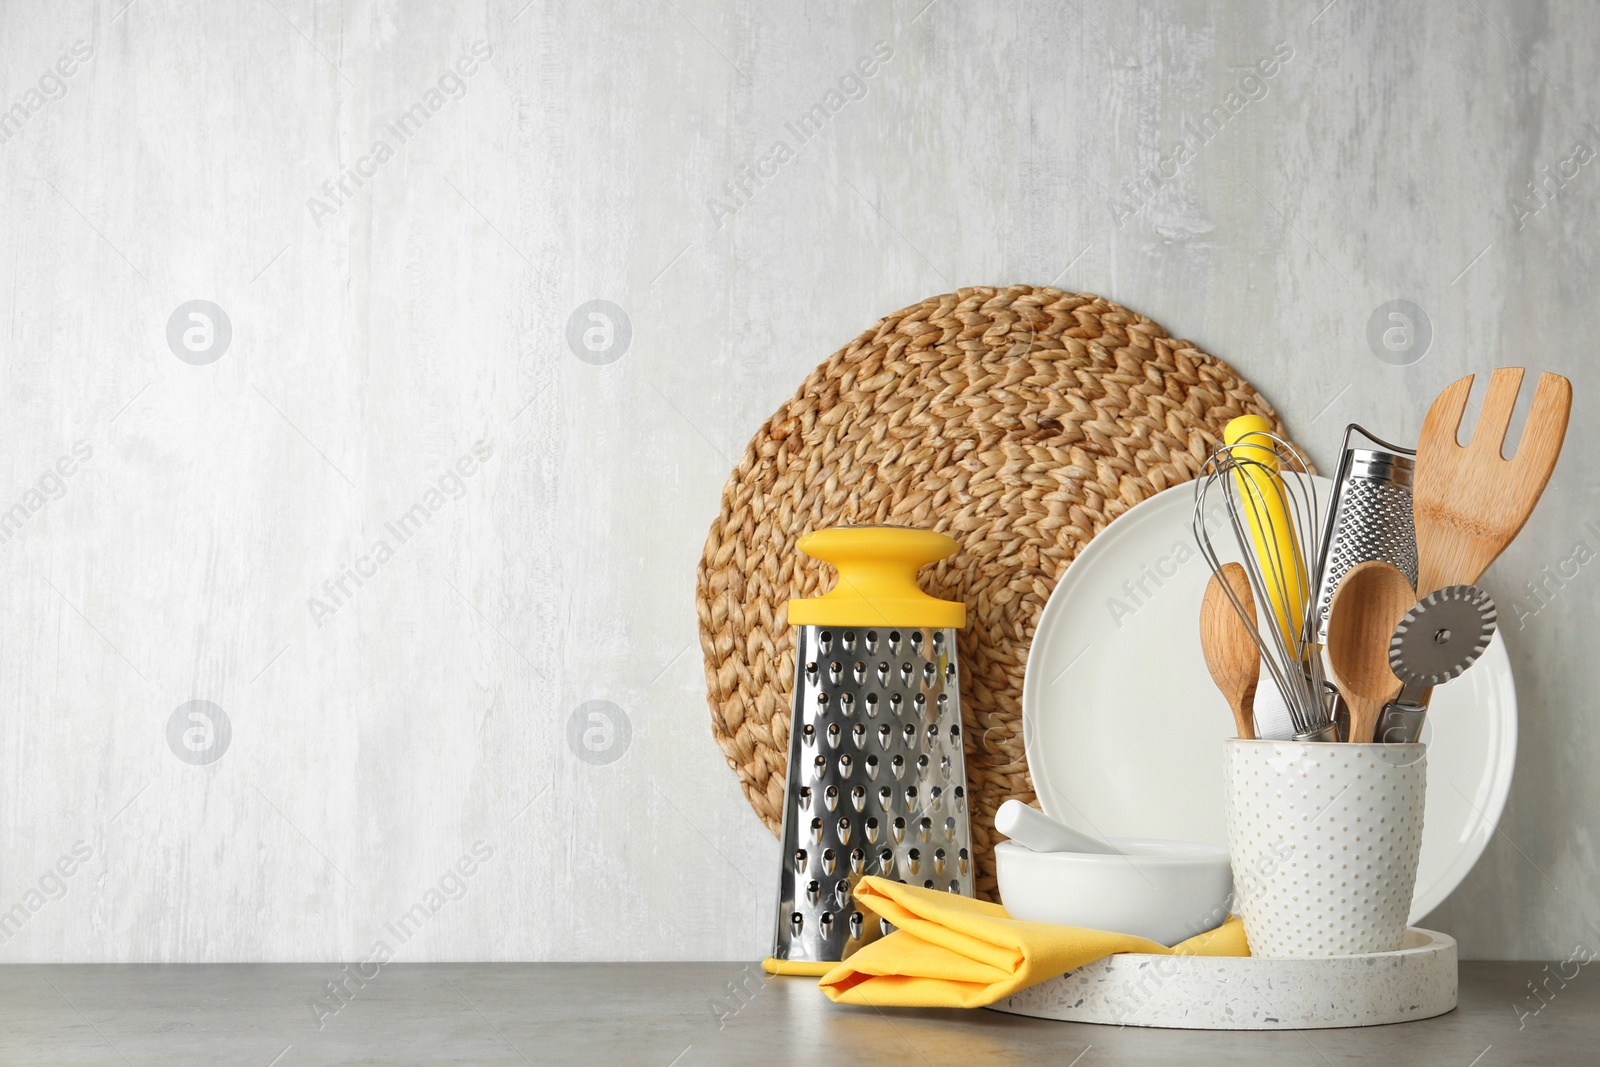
[1019,478,1517,923]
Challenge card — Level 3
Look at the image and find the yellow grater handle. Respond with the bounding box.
[787,526,966,629]
[1223,416,1307,650]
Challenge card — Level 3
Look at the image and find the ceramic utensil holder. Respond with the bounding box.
[1223,740,1426,957]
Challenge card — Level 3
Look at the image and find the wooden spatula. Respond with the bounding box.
[1414,368,1572,595]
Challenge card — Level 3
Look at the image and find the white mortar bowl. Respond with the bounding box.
[995,838,1234,947]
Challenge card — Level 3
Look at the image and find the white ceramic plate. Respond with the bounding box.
[1020,478,1516,924]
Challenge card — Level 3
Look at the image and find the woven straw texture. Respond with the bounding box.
[696,285,1295,901]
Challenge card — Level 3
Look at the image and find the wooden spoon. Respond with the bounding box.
[1201,563,1260,740]
[1326,561,1414,744]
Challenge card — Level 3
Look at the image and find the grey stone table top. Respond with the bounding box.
[0,961,1584,1065]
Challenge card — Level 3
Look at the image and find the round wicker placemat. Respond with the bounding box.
[695,285,1297,900]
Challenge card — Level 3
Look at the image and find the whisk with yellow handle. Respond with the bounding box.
[1193,417,1335,742]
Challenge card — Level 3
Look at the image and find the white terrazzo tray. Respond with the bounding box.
[987,928,1457,1030]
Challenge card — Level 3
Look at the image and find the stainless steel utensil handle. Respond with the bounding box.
[1375,701,1427,744]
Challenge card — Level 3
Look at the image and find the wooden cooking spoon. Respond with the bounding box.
[1326,561,1415,744]
[1414,368,1571,595]
[1201,563,1260,740]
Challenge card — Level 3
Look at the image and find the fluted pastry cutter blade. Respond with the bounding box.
[1388,585,1497,688]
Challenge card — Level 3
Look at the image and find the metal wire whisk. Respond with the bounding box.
[1192,432,1336,741]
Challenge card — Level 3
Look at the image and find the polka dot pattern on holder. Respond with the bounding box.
[1223,740,1427,958]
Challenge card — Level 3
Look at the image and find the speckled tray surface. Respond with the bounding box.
[988,928,1457,1030]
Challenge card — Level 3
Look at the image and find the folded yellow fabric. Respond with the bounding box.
[818,876,1249,1008]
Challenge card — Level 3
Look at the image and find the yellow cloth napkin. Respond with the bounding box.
[818,876,1249,1008]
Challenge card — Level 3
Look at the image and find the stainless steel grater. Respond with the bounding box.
[1311,425,1418,643]
[765,527,973,972]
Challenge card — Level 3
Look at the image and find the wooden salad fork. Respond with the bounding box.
[1414,368,1572,596]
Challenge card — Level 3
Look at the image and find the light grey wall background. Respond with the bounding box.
[0,0,1594,964]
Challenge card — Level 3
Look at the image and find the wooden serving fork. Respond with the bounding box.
[1414,368,1572,595]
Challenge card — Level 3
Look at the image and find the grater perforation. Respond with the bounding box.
[770,620,974,966]
[1312,430,1419,643]
[766,527,972,972]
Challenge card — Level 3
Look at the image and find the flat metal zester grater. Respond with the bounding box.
[1311,424,1418,643]
[764,526,973,973]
